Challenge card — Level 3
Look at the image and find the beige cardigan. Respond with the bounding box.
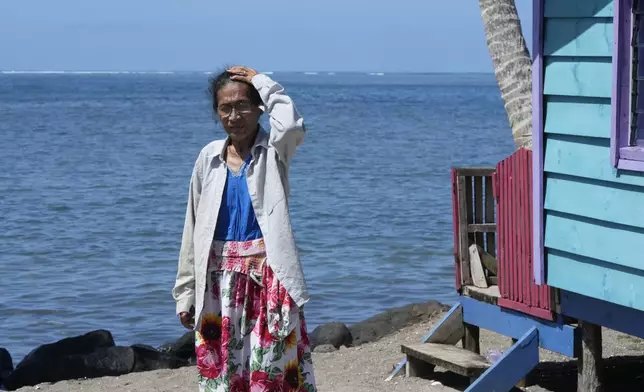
[172,74,309,325]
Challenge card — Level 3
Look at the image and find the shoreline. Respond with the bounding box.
[5,302,644,392]
[9,310,644,392]
[1,301,448,391]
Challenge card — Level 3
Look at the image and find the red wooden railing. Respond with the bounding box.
[451,168,497,291]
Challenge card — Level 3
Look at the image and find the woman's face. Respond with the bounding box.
[215,82,262,142]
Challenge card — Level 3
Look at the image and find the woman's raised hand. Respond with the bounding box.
[227,66,258,84]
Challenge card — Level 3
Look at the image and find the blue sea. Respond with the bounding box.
[0,71,515,361]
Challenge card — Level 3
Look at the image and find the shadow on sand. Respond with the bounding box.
[415,355,644,392]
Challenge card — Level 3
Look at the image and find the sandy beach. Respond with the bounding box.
[12,311,644,392]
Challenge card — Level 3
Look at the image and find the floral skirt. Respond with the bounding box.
[196,238,317,392]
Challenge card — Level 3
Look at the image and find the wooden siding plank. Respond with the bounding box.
[547,250,644,312]
[498,162,507,298]
[522,151,533,308]
[544,0,613,17]
[544,174,644,229]
[545,211,644,272]
[509,159,518,303]
[518,151,527,305]
[544,96,611,138]
[544,135,644,187]
[544,19,613,57]
[543,58,612,98]
[500,160,509,300]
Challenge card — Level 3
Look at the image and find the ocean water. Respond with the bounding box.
[0,72,515,361]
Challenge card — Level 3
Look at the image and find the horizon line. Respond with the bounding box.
[0,70,494,75]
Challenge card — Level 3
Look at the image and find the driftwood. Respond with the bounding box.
[468,244,499,288]
[469,245,488,288]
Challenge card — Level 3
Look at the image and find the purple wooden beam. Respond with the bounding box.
[532,0,545,285]
[611,0,629,167]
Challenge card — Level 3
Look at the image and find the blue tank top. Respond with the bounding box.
[213,154,263,241]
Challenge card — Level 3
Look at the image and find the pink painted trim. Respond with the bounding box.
[612,0,644,171]
[532,0,545,285]
[498,298,555,321]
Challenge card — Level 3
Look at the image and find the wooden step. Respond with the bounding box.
[401,343,491,379]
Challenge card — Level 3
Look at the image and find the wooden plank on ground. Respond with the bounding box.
[402,343,490,378]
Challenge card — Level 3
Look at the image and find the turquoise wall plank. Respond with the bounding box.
[544,19,613,57]
[544,175,644,229]
[544,0,613,17]
[543,58,612,98]
[545,212,644,271]
[544,135,644,186]
[547,250,644,311]
[544,97,611,138]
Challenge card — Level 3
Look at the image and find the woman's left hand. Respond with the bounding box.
[227,66,258,84]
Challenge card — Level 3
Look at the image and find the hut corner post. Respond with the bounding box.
[578,321,603,392]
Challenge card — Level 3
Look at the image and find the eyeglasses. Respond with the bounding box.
[217,101,254,117]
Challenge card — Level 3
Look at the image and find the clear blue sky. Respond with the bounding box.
[0,0,532,73]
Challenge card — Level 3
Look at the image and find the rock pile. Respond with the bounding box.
[0,300,448,390]
[309,300,447,352]
[1,330,195,391]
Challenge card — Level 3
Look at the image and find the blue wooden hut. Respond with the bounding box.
[387,1,644,391]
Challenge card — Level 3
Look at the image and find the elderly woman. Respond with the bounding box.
[173,66,316,392]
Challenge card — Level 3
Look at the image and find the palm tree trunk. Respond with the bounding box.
[479,0,533,149]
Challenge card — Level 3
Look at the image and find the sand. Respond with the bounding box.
[12,312,644,392]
